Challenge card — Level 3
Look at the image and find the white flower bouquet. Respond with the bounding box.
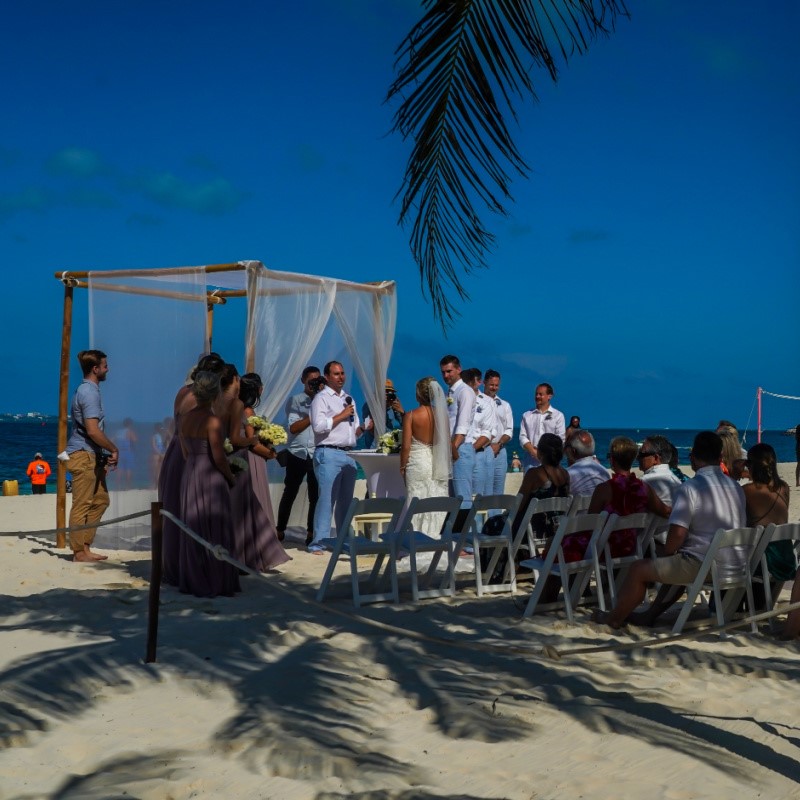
[247,416,288,446]
[377,429,402,454]
[223,438,234,454]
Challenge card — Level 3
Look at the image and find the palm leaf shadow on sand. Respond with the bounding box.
[1,562,800,791]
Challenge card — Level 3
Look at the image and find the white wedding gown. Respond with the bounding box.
[404,436,449,537]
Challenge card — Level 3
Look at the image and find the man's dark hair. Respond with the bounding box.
[461,367,480,384]
[644,435,673,463]
[301,365,321,381]
[440,354,461,368]
[323,360,343,376]
[691,431,723,464]
[537,382,554,396]
[484,369,500,381]
[77,349,107,377]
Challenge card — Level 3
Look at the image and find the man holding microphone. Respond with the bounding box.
[307,361,372,554]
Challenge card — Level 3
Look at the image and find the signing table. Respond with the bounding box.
[347,450,405,539]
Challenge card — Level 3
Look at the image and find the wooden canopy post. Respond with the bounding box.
[56,279,75,547]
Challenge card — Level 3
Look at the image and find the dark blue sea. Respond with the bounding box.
[1,420,797,496]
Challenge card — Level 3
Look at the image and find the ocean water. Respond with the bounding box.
[0,420,797,496]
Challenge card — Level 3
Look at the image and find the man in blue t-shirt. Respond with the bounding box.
[65,349,118,562]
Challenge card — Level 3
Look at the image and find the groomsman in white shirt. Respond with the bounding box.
[519,382,566,471]
[440,354,475,506]
[308,361,372,553]
[483,369,513,494]
[463,368,498,497]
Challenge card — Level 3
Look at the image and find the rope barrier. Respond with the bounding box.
[4,505,797,660]
[0,509,151,539]
[159,511,800,661]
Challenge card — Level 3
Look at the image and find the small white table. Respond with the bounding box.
[347,450,405,499]
[346,450,405,541]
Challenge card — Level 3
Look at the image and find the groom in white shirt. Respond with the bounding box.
[440,354,475,507]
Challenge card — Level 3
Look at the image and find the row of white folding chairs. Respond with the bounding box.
[314,491,599,607]
[672,520,800,634]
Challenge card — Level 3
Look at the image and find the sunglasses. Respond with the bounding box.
[637,450,657,459]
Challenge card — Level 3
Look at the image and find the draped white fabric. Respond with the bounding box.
[86,267,207,548]
[248,268,336,422]
[331,280,396,438]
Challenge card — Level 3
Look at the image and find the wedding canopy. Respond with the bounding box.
[53,261,396,545]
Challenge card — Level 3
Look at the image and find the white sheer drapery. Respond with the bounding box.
[86,267,207,548]
[331,280,396,438]
[247,268,336,422]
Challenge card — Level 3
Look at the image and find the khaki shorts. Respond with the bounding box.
[652,552,702,585]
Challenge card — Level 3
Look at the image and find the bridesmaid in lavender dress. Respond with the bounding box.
[178,370,240,598]
[159,352,225,585]
[223,370,291,572]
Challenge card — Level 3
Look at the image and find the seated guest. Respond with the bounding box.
[719,428,746,479]
[668,443,689,483]
[588,436,670,560]
[595,431,746,628]
[744,443,794,595]
[637,435,682,506]
[565,430,609,496]
[511,433,569,567]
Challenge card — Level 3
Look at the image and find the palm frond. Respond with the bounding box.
[387,0,629,327]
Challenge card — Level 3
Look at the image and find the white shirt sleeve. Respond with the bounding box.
[453,385,475,437]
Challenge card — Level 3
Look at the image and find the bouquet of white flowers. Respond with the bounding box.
[223,438,234,454]
[377,429,402,454]
[247,416,288,446]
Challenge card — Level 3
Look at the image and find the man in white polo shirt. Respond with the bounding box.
[308,361,371,554]
[440,354,475,506]
[519,383,565,471]
[565,429,609,496]
[463,368,498,497]
[596,431,746,628]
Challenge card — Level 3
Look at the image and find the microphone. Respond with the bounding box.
[345,395,354,423]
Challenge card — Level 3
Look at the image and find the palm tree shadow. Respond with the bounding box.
[2,564,800,790]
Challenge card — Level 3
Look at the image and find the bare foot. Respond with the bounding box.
[74,548,108,562]
[592,610,624,630]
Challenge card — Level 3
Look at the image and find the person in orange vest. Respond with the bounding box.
[26,452,52,495]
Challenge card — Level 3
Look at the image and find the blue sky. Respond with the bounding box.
[1,1,798,431]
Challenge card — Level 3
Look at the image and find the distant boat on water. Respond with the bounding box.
[783,427,797,436]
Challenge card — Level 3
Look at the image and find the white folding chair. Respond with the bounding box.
[511,495,572,563]
[595,512,653,610]
[315,497,406,607]
[520,511,609,621]
[457,494,522,596]
[721,522,800,631]
[567,494,592,517]
[671,526,764,635]
[394,495,463,601]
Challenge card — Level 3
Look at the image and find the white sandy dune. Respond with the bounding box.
[1,469,799,799]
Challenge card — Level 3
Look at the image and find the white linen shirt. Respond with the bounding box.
[519,405,566,468]
[447,379,476,437]
[641,463,682,506]
[490,396,513,444]
[310,385,360,448]
[285,391,316,457]
[567,456,610,496]
[467,392,498,445]
[669,465,746,571]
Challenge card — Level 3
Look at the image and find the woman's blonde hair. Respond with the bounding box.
[416,376,436,405]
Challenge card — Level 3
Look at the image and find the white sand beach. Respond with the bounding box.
[1,467,799,799]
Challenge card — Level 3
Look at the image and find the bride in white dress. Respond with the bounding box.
[399,377,452,537]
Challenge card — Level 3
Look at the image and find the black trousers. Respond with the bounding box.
[277,452,319,533]
[31,484,47,495]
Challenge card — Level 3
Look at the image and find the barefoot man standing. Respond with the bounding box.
[66,349,118,562]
